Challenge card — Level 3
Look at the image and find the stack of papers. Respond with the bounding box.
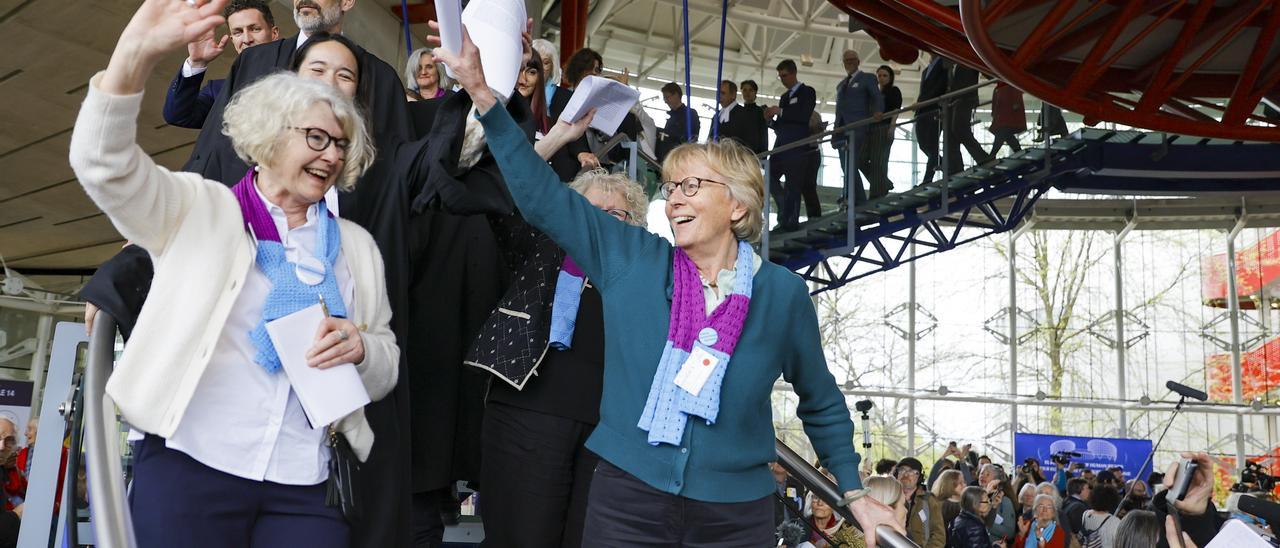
[434,0,527,100]
[265,304,371,428]
[557,75,641,135]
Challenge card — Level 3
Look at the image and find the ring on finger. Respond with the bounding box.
[336,328,348,342]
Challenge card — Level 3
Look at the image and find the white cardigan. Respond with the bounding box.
[68,74,398,461]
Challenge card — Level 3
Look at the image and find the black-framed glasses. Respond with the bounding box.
[290,127,350,156]
[603,208,631,222]
[660,176,729,200]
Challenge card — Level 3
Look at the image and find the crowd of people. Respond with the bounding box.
[772,443,1262,548]
[64,0,916,547]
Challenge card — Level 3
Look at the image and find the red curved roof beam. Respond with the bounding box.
[956,0,1280,141]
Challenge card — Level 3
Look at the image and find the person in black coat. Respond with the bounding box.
[871,65,902,198]
[767,59,818,232]
[547,48,604,181]
[734,80,770,154]
[914,53,950,186]
[944,64,992,175]
[947,486,994,548]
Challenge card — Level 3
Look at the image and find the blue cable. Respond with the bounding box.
[712,0,727,140]
[682,0,693,142]
[400,0,413,58]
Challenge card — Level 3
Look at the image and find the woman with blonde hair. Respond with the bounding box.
[933,468,966,541]
[433,26,904,546]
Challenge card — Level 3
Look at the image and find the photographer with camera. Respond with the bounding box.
[1153,452,1224,548]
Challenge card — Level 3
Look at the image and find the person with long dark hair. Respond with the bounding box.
[871,65,901,199]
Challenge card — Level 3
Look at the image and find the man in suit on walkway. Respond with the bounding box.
[161,0,279,129]
[766,59,817,232]
[714,80,744,144]
[832,49,884,204]
[915,53,950,185]
[945,63,991,175]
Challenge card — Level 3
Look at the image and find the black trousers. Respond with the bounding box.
[479,402,597,548]
[915,111,942,185]
[946,103,989,175]
[990,129,1022,157]
[582,460,775,547]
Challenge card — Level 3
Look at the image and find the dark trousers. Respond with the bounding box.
[990,129,1022,157]
[582,460,774,547]
[129,435,348,548]
[839,128,892,203]
[945,103,990,175]
[800,149,822,219]
[769,154,804,230]
[412,489,446,548]
[480,402,597,548]
[915,111,941,185]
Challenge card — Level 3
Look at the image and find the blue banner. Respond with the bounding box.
[1014,432,1154,483]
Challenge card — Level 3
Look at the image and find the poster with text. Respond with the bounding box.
[0,380,34,446]
[1014,432,1154,483]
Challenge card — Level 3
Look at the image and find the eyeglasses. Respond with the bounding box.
[290,127,350,157]
[603,208,630,222]
[660,176,729,200]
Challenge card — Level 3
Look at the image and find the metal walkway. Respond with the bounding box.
[770,128,1280,295]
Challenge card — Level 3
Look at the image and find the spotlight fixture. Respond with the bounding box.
[937,385,949,396]
[1252,397,1264,412]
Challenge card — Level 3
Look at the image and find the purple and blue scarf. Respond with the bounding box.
[232,169,346,374]
[638,240,754,445]
[548,256,586,350]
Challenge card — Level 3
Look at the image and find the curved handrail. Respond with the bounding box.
[759,78,999,159]
[85,313,137,548]
[775,438,920,548]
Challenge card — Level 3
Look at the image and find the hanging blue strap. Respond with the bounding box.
[401,0,413,58]
[681,0,693,142]
[711,0,728,140]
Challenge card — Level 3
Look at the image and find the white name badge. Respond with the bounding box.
[994,513,1004,525]
[919,508,928,523]
[673,346,719,396]
[790,97,798,105]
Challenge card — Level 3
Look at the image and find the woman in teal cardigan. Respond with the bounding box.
[434,27,903,547]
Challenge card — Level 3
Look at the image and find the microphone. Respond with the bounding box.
[1166,381,1208,402]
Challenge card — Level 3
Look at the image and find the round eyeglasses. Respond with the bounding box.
[659,176,729,200]
[290,127,350,157]
[603,208,630,222]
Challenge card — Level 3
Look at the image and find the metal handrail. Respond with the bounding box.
[759,78,1000,159]
[775,438,920,548]
[85,313,137,548]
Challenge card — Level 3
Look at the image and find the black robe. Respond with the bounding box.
[399,93,535,493]
[181,34,414,548]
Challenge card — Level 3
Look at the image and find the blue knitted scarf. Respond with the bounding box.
[232,169,347,374]
[638,240,754,445]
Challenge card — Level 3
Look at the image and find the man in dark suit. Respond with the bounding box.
[945,63,991,174]
[713,79,742,143]
[181,1,414,547]
[832,49,885,204]
[734,79,769,154]
[915,53,950,185]
[657,81,700,162]
[162,0,279,129]
[766,59,817,232]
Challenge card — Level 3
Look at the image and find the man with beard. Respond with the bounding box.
[180,1,414,546]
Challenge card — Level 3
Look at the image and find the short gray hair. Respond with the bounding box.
[1031,493,1058,520]
[569,169,649,228]
[222,73,375,191]
[531,39,560,85]
[404,47,454,93]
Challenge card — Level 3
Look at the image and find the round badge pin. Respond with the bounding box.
[697,327,718,346]
[295,256,326,286]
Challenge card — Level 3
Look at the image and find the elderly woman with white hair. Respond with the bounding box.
[1016,494,1074,548]
[68,1,397,546]
[433,28,903,547]
[531,38,561,102]
[405,46,454,101]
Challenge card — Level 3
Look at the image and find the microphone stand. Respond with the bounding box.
[1114,395,1186,516]
[860,409,873,452]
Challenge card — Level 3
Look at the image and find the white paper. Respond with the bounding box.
[434,0,463,80]
[1206,519,1274,548]
[557,75,641,135]
[673,346,719,396]
[265,304,371,428]
[460,0,526,100]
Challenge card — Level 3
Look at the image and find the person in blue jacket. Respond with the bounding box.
[432,25,905,547]
[161,0,279,129]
